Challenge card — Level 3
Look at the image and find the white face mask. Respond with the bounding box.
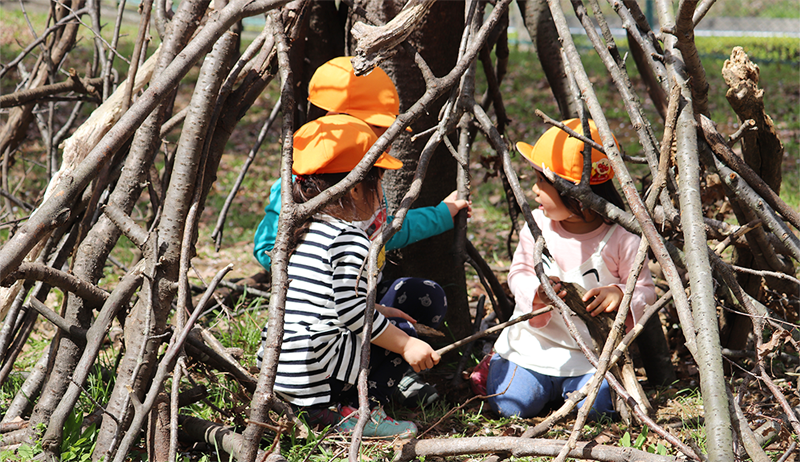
[353,204,387,241]
[351,191,387,272]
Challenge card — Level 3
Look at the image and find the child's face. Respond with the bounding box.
[532,170,572,222]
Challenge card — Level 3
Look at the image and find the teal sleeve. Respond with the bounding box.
[386,202,454,251]
[253,178,283,269]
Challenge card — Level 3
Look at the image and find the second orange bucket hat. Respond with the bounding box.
[292,114,403,176]
[516,119,615,185]
[308,57,400,128]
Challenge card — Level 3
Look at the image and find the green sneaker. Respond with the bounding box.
[338,405,417,439]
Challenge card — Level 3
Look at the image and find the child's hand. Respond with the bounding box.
[376,304,416,324]
[443,190,472,219]
[534,276,566,306]
[529,276,564,327]
[402,337,440,372]
[583,285,624,317]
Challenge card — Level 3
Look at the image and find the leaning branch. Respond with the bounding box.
[350,0,436,74]
[1,262,109,308]
[435,306,551,357]
[0,72,103,108]
[698,114,800,232]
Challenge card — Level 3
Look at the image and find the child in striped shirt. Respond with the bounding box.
[258,114,439,439]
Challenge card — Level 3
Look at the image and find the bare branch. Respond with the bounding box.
[241,11,296,462]
[0,72,102,109]
[692,0,717,26]
[28,298,87,342]
[674,92,733,459]
[122,0,154,113]
[674,0,710,115]
[103,204,149,248]
[727,119,756,146]
[179,415,267,461]
[435,306,551,357]
[351,0,436,74]
[2,262,109,308]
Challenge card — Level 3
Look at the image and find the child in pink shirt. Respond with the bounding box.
[487,119,656,419]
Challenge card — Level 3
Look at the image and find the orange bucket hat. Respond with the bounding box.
[516,119,615,185]
[292,114,403,175]
[308,56,400,128]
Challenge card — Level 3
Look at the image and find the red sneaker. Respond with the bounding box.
[469,352,494,396]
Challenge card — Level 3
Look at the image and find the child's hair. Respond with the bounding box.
[538,172,625,221]
[287,114,401,256]
[289,167,383,251]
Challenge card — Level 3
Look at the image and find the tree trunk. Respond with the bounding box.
[720,47,791,352]
[350,0,471,341]
[516,0,580,119]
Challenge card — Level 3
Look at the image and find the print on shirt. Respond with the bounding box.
[583,268,600,283]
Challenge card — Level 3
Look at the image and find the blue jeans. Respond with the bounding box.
[486,354,616,420]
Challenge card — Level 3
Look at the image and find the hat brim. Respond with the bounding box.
[516,141,545,173]
[346,109,413,132]
[374,152,403,170]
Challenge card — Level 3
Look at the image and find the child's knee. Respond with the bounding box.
[488,394,545,419]
[579,382,616,420]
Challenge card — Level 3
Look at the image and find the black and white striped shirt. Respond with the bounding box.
[262,214,390,406]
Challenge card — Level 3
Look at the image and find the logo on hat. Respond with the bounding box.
[592,158,613,184]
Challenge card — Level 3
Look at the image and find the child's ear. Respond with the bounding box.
[348,186,363,202]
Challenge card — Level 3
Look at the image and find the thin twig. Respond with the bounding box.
[435,306,551,357]
[727,119,756,146]
[0,7,91,80]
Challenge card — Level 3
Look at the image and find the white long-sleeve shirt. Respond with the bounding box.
[494,209,656,376]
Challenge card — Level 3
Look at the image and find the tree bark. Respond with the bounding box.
[517,0,580,118]
[92,4,238,456]
[352,0,471,340]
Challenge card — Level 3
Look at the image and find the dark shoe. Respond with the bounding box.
[293,405,343,429]
[395,371,439,407]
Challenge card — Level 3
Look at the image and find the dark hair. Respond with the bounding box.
[289,167,383,251]
[539,173,625,222]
